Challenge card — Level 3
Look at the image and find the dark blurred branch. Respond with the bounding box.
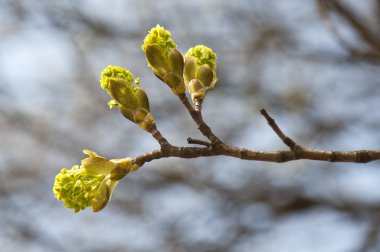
[317,0,380,61]
[357,212,380,252]
[329,0,380,51]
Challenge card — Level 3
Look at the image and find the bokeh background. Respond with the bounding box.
[1,0,380,251]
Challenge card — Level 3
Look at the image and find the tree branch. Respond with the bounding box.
[328,0,380,53]
[131,108,380,167]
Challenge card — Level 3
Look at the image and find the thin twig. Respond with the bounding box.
[260,108,299,150]
[187,137,212,147]
[178,93,223,145]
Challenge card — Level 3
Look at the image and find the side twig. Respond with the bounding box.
[187,137,212,147]
[178,93,223,146]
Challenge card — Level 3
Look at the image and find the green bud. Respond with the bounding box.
[184,45,218,107]
[142,24,177,54]
[142,25,185,96]
[133,107,156,132]
[100,65,134,94]
[100,65,155,125]
[186,45,217,71]
[53,151,136,213]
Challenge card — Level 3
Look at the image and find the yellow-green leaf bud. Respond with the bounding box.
[100,65,155,124]
[142,24,177,56]
[53,151,136,213]
[186,45,217,71]
[142,25,185,96]
[100,65,134,94]
[184,45,217,107]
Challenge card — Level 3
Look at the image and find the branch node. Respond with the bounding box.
[329,151,338,162]
[356,150,371,163]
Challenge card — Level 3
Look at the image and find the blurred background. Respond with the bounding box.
[1,0,380,251]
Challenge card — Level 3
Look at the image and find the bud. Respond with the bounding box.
[142,25,185,96]
[100,65,134,95]
[142,25,176,56]
[53,165,106,213]
[53,151,137,213]
[184,45,217,107]
[100,65,156,131]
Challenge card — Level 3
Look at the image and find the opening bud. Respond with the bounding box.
[142,25,185,96]
[100,65,156,126]
[184,45,217,108]
[53,151,139,213]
